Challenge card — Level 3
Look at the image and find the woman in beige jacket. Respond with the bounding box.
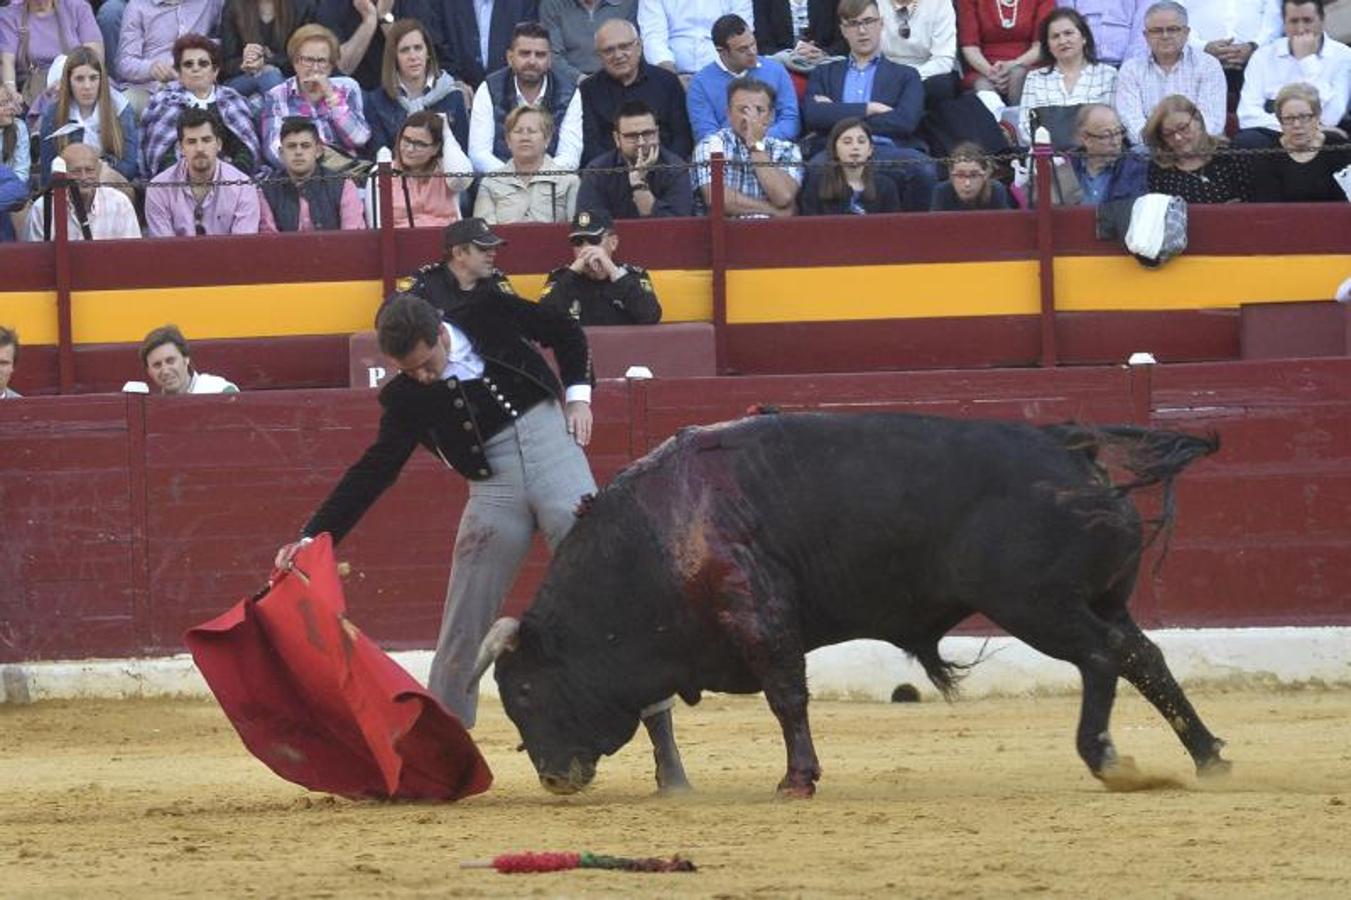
[473,105,578,224]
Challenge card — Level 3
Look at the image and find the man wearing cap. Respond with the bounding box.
[403,217,523,318]
[540,209,663,325]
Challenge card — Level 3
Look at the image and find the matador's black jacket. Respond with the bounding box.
[302,265,594,543]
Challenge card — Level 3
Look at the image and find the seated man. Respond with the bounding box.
[687,14,799,142]
[138,33,262,178]
[1056,1,1151,67]
[1039,103,1147,205]
[258,117,366,232]
[0,325,19,399]
[27,142,141,240]
[692,77,802,218]
[752,0,845,71]
[539,0,639,83]
[539,208,662,325]
[1188,0,1284,96]
[115,0,224,112]
[580,19,692,164]
[1235,0,1351,149]
[145,107,261,236]
[315,0,448,91]
[468,21,584,172]
[577,98,693,218]
[438,0,540,88]
[140,324,239,394]
[638,0,755,77]
[1115,1,1227,144]
[802,0,935,210]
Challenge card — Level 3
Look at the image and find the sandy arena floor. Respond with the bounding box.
[2,686,1349,898]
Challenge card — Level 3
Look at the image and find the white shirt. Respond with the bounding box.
[637,0,754,74]
[1184,0,1284,49]
[187,372,239,394]
[467,74,585,173]
[1018,62,1119,142]
[436,322,591,403]
[1237,34,1351,131]
[879,0,957,79]
[26,187,143,241]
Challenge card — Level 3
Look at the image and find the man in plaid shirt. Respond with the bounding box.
[692,78,803,217]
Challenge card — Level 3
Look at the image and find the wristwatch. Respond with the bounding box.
[380,11,395,24]
[630,182,651,193]
[751,139,767,152]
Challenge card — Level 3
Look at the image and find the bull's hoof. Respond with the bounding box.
[656,768,694,795]
[1197,756,1233,779]
[775,772,818,799]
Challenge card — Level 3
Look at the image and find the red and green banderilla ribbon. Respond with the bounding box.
[463,851,696,874]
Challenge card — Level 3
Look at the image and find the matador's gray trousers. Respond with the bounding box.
[427,400,596,726]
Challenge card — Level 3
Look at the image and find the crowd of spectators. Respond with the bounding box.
[1,0,1349,244]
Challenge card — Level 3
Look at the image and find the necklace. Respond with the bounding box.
[996,0,1020,30]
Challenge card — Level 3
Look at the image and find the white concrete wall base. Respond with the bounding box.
[2,627,1348,705]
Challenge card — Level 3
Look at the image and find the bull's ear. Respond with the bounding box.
[467,617,521,691]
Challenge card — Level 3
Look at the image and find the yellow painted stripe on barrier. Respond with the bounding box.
[727,261,1041,323]
[0,292,59,344]
[512,269,713,323]
[1054,254,1351,311]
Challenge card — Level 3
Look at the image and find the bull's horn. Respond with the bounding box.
[467,617,520,691]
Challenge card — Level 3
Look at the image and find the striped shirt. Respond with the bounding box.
[1115,45,1228,143]
[1019,62,1118,143]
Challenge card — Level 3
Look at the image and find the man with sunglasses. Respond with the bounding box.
[539,208,662,325]
[577,98,693,218]
[145,107,260,237]
[1115,2,1226,144]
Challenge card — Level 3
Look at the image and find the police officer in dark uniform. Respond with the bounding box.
[539,209,663,326]
[403,218,523,319]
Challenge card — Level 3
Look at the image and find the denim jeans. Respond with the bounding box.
[96,0,127,75]
[225,67,287,100]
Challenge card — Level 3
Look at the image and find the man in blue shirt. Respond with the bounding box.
[687,14,801,142]
[801,0,935,209]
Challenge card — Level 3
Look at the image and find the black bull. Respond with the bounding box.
[483,412,1231,796]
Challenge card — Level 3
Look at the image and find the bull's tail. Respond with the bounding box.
[911,641,988,702]
[1052,423,1219,559]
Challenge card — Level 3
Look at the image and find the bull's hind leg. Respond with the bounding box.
[1109,616,1230,776]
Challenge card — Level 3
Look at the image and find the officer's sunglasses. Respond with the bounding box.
[569,234,605,246]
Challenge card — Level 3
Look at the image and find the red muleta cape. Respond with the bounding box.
[185,535,492,801]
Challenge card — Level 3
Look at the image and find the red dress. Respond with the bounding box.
[957,0,1056,89]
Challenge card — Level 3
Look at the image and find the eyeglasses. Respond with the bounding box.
[179,58,214,70]
[1161,113,1198,140]
[1082,127,1126,141]
[841,16,881,31]
[295,54,332,68]
[896,5,911,40]
[598,39,638,58]
[193,205,206,237]
[1277,112,1317,126]
[1144,25,1186,37]
[400,135,436,149]
[570,234,605,246]
[617,128,658,142]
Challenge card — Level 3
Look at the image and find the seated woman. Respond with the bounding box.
[931,140,1014,210]
[1017,8,1117,147]
[37,46,137,186]
[802,117,901,215]
[1,87,30,185]
[364,19,468,158]
[0,0,102,109]
[474,105,577,225]
[220,0,316,104]
[387,109,470,229]
[139,34,261,178]
[957,0,1054,109]
[1143,94,1251,204]
[881,0,960,105]
[1251,83,1351,204]
[259,23,370,171]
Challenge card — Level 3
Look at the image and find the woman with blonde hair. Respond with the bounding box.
[474,105,577,224]
[1143,93,1250,204]
[385,108,470,229]
[1251,83,1351,204]
[364,18,467,158]
[36,46,137,186]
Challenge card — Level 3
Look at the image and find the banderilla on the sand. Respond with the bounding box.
[461,851,697,874]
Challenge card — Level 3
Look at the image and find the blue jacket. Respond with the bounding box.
[0,162,27,242]
[364,73,470,158]
[437,0,540,88]
[802,55,923,150]
[38,100,141,187]
[686,57,801,143]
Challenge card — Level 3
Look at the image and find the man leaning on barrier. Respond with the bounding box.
[27,143,141,240]
[0,325,20,399]
[539,208,663,325]
[576,98,693,218]
[692,77,802,218]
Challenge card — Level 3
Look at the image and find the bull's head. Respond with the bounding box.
[472,617,637,795]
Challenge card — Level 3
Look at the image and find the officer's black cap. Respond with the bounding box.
[568,208,614,239]
[443,217,505,250]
